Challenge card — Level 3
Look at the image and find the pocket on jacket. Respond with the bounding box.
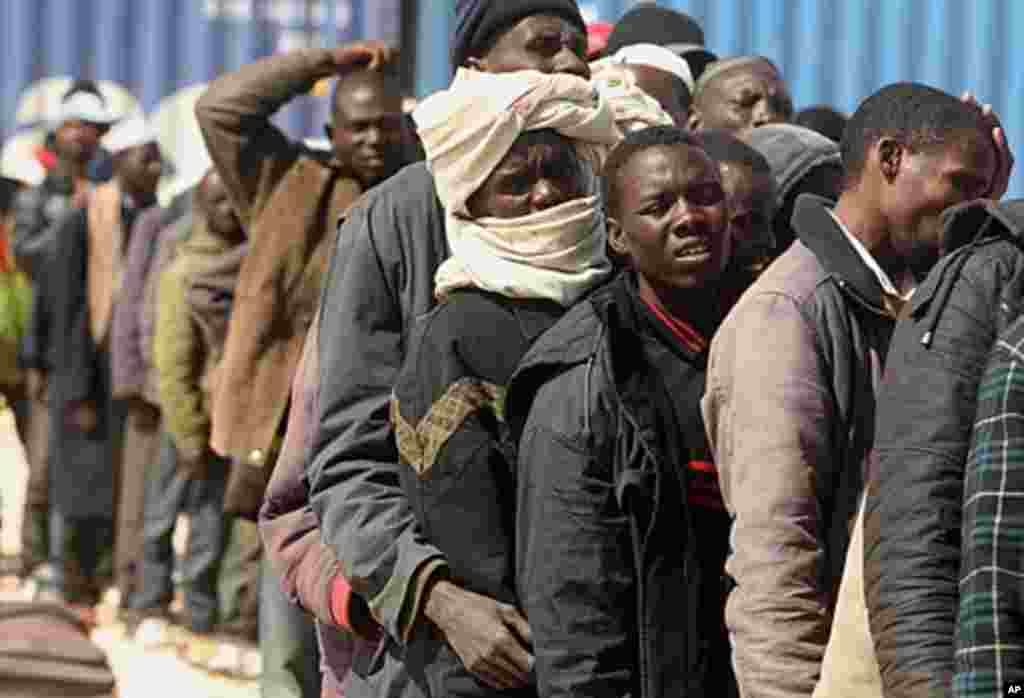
[553,475,630,529]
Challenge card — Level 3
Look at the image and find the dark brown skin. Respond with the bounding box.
[719,161,776,272]
[466,14,589,79]
[197,169,244,242]
[623,63,689,126]
[466,131,583,219]
[52,119,105,202]
[327,69,407,188]
[835,130,996,283]
[689,60,793,136]
[608,143,729,334]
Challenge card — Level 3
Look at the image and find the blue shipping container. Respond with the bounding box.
[414,0,1024,199]
[0,0,401,142]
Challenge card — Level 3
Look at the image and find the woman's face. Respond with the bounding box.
[466,130,587,219]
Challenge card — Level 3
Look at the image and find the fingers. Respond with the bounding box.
[502,604,533,647]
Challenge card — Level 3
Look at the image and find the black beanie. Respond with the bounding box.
[452,0,586,71]
[607,3,705,54]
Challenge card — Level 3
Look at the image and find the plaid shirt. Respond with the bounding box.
[955,314,1024,697]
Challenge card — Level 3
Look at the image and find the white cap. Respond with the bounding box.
[0,133,46,187]
[611,43,695,92]
[57,90,118,126]
[101,113,156,155]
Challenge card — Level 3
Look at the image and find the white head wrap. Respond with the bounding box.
[590,59,676,133]
[414,68,621,305]
[101,112,157,155]
[608,43,695,92]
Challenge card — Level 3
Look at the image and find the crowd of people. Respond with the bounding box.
[0,1,1022,696]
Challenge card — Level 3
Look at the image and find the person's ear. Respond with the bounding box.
[607,215,629,257]
[465,56,486,72]
[687,105,702,133]
[876,137,903,182]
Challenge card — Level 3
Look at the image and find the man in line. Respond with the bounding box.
[688,56,793,136]
[43,114,162,609]
[702,83,1002,698]
[307,1,593,695]
[197,39,411,698]
[14,80,116,584]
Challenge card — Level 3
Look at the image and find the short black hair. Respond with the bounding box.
[842,82,991,186]
[794,105,847,144]
[698,129,771,174]
[602,125,704,217]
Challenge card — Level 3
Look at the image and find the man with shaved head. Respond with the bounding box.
[197,41,413,697]
[688,56,793,136]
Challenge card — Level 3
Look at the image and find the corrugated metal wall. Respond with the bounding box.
[414,0,1024,198]
[0,0,401,142]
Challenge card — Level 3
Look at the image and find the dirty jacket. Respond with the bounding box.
[865,199,1024,698]
[391,288,563,698]
[197,48,365,470]
[154,219,244,464]
[309,161,449,647]
[509,272,733,698]
[954,312,1024,697]
[703,194,897,698]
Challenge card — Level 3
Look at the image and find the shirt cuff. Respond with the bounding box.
[396,558,449,645]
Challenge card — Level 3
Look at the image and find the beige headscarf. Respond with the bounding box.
[414,68,622,305]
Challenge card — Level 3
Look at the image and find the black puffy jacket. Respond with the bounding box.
[865,199,1024,698]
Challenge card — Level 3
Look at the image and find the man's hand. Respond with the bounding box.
[27,368,47,401]
[330,41,397,75]
[423,579,534,690]
[962,91,1014,200]
[66,400,98,433]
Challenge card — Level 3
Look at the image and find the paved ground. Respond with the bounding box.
[0,407,260,697]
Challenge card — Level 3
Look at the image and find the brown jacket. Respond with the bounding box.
[197,48,364,472]
[702,196,896,698]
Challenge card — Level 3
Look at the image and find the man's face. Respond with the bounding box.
[198,170,242,239]
[719,162,776,274]
[118,142,163,197]
[466,131,585,219]
[610,143,730,291]
[53,119,103,165]
[691,62,793,136]
[624,64,688,126]
[881,132,996,277]
[331,79,407,188]
[471,14,589,79]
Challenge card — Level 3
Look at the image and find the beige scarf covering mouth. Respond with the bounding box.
[87,180,128,344]
[415,69,621,305]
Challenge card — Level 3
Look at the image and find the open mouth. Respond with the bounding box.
[674,238,713,261]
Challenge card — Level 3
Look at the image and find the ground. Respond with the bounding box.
[0,407,260,698]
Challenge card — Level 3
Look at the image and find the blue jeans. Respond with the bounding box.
[260,556,321,698]
[132,431,229,631]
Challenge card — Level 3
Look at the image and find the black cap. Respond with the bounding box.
[606,3,717,80]
[452,0,586,71]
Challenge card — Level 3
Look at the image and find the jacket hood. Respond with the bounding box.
[940,198,1024,255]
[746,123,841,210]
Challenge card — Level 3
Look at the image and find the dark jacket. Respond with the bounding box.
[703,194,897,698]
[391,288,563,697]
[508,272,732,698]
[309,161,449,645]
[16,173,78,373]
[864,199,1024,698]
[110,204,163,402]
[44,193,147,518]
[953,313,1024,697]
[197,48,367,473]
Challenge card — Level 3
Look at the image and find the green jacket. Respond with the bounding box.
[155,218,245,463]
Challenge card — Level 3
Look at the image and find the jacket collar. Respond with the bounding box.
[792,193,888,313]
